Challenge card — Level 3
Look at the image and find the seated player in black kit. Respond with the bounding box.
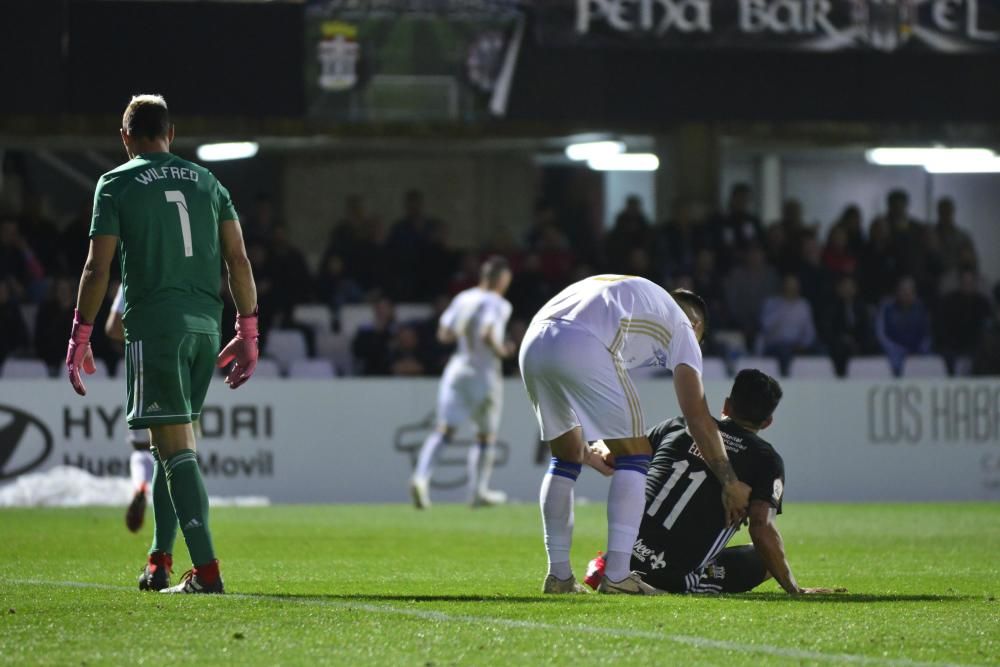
[585,369,844,595]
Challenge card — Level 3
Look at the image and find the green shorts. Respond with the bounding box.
[125,332,220,429]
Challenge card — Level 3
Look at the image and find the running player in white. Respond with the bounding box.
[410,256,514,509]
[106,283,154,532]
[519,276,751,594]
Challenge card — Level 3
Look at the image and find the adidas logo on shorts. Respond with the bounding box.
[146,402,162,413]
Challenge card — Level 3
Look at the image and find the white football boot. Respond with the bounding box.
[542,574,590,594]
[597,572,663,595]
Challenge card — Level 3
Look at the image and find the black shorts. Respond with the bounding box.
[642,545,769,594]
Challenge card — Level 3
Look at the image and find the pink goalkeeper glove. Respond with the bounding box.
[216,309,259,389]
[66,309,96,396]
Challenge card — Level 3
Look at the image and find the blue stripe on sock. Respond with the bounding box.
[547,457,581,481]
[615,454,651,475]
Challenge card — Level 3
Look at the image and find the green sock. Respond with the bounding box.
[163,449,216,566]
[149,448,178,556]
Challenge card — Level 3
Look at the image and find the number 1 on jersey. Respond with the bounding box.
[165,190,193,257]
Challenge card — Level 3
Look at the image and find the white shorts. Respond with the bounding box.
[437,359,503,435]
[519,320,645,442]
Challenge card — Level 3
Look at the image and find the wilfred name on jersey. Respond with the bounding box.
[134,166,200,185]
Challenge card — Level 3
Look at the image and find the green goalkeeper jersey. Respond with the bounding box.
[90,151,238,340]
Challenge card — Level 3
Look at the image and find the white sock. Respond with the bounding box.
[605,457,650,582]
[467,440,496,497]
[414,431,447,481]
[540,458,581,580]
[129,450,154,492]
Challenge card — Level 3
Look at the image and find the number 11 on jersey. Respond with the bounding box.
[165,190,193,257]
[646,460,708,530]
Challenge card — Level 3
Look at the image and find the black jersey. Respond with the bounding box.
[631,417,785,590]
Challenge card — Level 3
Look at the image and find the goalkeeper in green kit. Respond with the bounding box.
[66,94,259,594]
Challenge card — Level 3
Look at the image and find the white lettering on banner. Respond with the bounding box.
[740,0,836,35]
[2,379,999,502]
[574,0,999,46]
[577,0,711,34]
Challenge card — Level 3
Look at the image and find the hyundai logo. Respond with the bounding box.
[0,405,53,481]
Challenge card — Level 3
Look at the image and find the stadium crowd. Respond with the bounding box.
[2,184,999,379]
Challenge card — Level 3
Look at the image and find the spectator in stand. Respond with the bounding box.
[352,296,396,375]
[858,218,899,305]
[821,274,874,377]
[793,231,830,318]
[388,324,427,377]
[604,194,652,272]
[623,247,657,284]
[384,189,437,301]
[0,279,29,366]
[708,183,765,272]
[724,244,779,350]
[242,193,280,245]
[448,251,482,295]
[19,193,61,276]
[507,252,554,320]
[268,226,314,328]
[689,248,728,330]
[759,274,818,376]
[821,225,858,277]
[418,219,456,299]
[935,269,993,375]
[58,201,93,278]
[832,204,865,255]
[535,224,574,286]
[415,293,454,375]
[246,239,277,334]
[0,219,45,302]
[875,276,932,376]
[315,254,363,312]
[932,197,978,282]
[763,223,792,274]
[33,277,77,372]
[653,199,710,281]
[774,198,811,267]
[878,190,936,299]
[324,195,383,293]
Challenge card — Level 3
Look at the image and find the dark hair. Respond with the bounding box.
[671,288,708,333]
[729,369,783,426]
[122,94,170,141]
[480,255,510,284]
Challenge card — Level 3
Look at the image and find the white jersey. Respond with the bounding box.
[529,275,703,374]
[439,287,512,374]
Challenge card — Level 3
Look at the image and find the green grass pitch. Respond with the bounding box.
[1,503,998,665]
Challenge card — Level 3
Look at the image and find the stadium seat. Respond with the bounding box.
[1,359,49,379]
[338,304,373,338]
[395,302,434,324]
[788,357,836,380]
[292,303,333,334]
[288,359,335,379]
[902,355,948,379]
[731,356,780,378]
[847,356,894,379]
[253,358,283,379]
[264,329,308,372]
[701,357,729,380]
[315,331,353,376]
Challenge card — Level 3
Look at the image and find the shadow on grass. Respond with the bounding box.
[734,592,978,603]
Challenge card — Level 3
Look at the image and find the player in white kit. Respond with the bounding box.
[519,275,752,594]
[410,257,514,509]
[106,283,154,532]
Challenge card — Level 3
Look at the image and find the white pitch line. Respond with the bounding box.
[6,579,981,667]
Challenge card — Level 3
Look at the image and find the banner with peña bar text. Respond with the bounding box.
[534,0,1000,52]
